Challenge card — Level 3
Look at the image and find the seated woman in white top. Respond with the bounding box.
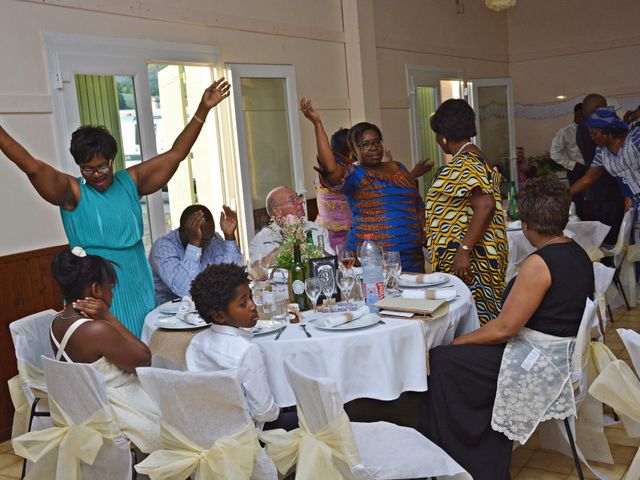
[49,248,160,453]
[187,263,297,430]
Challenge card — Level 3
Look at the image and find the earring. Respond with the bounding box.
[443,138,447,145]
[81,177,86,185]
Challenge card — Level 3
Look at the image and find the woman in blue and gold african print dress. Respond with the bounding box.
[300,98,430,272]
[426,99,508,324]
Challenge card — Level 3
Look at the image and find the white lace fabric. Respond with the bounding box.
[492,328,576,443]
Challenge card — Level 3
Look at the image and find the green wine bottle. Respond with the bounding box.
[306,230,314,245]
[508,181,520,220]
[291,243,308,310]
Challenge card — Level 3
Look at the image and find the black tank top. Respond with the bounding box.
[502,241,594,337]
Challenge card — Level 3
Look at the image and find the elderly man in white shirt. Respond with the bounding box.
[550,102,586,217]
[249,185,333,262]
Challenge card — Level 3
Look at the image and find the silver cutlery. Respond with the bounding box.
[300,324,312,338]
[274,325,287,340]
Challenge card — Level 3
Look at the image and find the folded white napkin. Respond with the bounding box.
[176,296,205,325]
[398,273,446,285]
[507,220,521,229]
[401,288,457,301]
[322,305,369,327]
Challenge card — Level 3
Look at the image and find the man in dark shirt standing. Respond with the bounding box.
[575,93,625,245]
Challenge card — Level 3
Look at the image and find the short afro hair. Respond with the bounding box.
[517,174,570,236]
[69,125,118,165]
[190,263,250,324]
[430,99,477,141]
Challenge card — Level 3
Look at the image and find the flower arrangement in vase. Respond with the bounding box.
[270,214,324,269]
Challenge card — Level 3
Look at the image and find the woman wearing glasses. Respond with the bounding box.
[300,98,430,271]
[0,78,230,337]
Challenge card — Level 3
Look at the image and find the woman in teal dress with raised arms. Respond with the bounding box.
[0,78,230,336]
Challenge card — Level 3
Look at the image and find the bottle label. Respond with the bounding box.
[363,281,385,304]
[292,279,305,295]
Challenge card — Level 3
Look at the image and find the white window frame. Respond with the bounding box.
[227,63,305,243]
[43,32,222,241]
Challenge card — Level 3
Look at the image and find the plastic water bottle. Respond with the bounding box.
[359,234,385,304]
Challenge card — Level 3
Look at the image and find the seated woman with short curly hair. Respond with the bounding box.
[418,175,594,480]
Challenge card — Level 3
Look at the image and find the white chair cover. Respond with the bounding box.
[9,309,57,437]
[593,263,615,338]
[136,367,277,480]
[270,352,470,479]
[12,357,132,480]
[612,209,639,308]
[618,328,640,378]
[590,360,640,480]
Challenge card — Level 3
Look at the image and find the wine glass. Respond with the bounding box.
[384,251,402,296]
[304,277,322,316]
[338,249,356,271]
[317,265,336,312]
[336,268,356,310]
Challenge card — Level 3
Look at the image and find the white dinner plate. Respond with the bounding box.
[158,303,199,316]
[248,320,286,335]
[313,313,382,331]
[398,275,448,288]
[156,316,208,330]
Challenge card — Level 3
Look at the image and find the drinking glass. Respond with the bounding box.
[338,249,356,271]
[384,251,402,296]
[304,277,322,316]
[317,265,336,312]
[336,269,356,310]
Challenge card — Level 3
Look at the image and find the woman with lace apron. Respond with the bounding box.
[418,175,594,480]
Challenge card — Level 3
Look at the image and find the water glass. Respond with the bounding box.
[336,269,356,309]
[304,277,322,315]
[384,251,402,296]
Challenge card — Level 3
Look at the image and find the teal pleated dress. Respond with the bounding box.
[60,170,155,337]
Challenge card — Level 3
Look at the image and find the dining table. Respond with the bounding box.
[506,219,611,281]
[141,273,479,407]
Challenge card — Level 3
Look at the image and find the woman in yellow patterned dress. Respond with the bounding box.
[425,99,508,325]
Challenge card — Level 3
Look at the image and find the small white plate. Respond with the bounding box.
[156,316,208,330]
[158,303,180,315]
[249,320,286,335]
[314,313,381,331]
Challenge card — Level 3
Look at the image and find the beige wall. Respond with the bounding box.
[507,0,640,156]
[374,0,509,167]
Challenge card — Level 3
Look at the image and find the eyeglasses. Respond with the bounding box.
[276,193,304,207]
[80,160,112,176]
[357,139,382,151]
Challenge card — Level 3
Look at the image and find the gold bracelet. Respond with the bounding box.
[193,114,205,124]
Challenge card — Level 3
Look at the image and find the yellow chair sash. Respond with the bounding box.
[12,396,122,480]
[134,421,260,480]
[259,410,362,480]
[589,360,640,480]
[8,375,30,438]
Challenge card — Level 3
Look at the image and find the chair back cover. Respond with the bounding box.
[592,263,615,334]
[29,356,132,479]
[572,298,597,387]
[10,309,57,387]
[618,328,640,377]
[136,367,276,479]
[614,209,633,268]
[283,352,345,435]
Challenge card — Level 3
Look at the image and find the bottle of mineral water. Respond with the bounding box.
[359,234,385,304]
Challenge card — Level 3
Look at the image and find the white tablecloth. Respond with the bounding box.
[507,220,611,281]
[141,274,479,407]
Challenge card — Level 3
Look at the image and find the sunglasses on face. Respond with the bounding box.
[81,160,112,176]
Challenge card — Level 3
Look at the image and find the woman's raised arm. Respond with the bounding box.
[128,78,231,196]
[300,98,344,186]
[0,126,78,209]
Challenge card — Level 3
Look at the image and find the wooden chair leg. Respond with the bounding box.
[564,418,585,480]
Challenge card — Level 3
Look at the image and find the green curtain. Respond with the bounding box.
[75,75,125,172]
[416,86,439,196]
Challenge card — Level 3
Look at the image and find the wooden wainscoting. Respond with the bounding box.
[0,245,67,441]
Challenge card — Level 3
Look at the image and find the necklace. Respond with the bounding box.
[542,235,566,248]
[452,141,474,158]
[59,308,80,320]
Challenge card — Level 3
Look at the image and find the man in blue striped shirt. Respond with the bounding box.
[149,204,242,304]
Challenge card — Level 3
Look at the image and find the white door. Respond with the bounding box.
[469,77,517,187]
[228,64,305,247]
[44,33,224,249]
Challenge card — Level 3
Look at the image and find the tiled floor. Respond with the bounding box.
[1,306,639,479]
